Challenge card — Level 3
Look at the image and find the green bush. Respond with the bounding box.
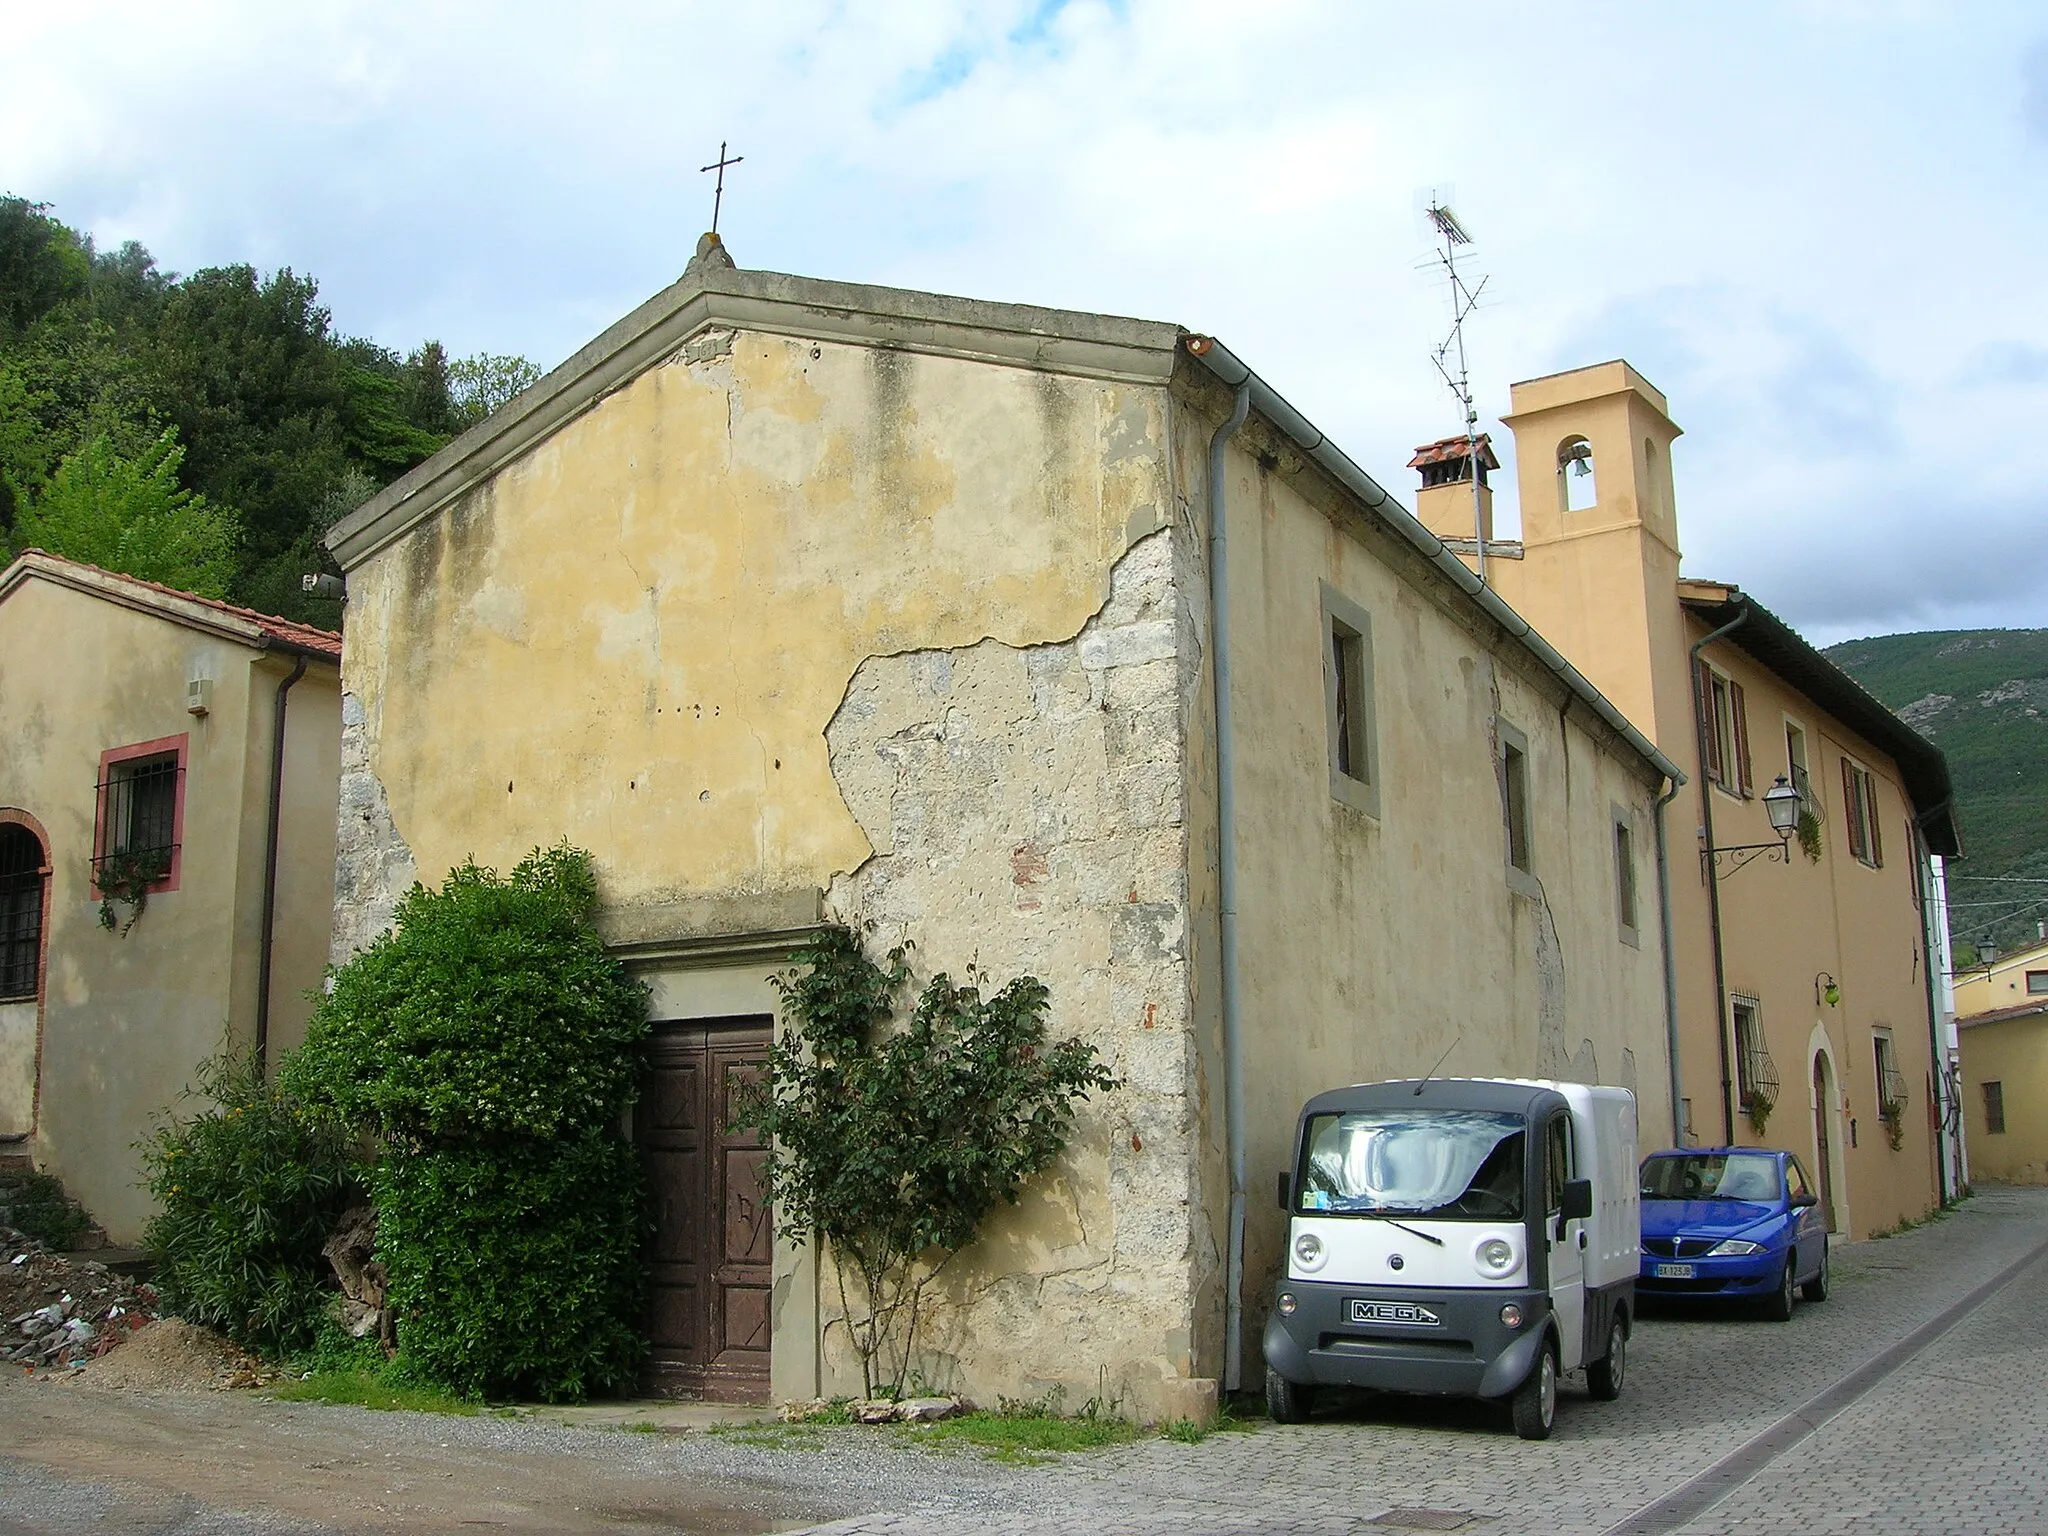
[288,843,650,1402]
[372,1131,645,1401]
[138,1046,362,1355]
[4,1171,93,1251]
[288,845,648,1146]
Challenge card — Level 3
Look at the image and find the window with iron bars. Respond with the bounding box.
[1732,995,1779,1127]
[1874,1033,1908,1122]
[93,753,182,894]
[0,824,45,1001]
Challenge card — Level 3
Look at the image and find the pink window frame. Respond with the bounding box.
[92,733,189,897]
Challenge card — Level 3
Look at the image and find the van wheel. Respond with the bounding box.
[1510,1343,1557,1440]
[1801,1241,1830,1303]
[1587,1317,1626,1402]
[1266,1367,1312,1424]
[1763,1255,1797,1322]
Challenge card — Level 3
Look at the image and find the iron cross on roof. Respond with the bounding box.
[700,141,743,235]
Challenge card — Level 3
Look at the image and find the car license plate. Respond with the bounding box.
[1654,1262,1695,1279]
[1348,1299,1442,1327]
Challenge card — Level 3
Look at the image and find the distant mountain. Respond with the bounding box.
[1825,630,2048,955]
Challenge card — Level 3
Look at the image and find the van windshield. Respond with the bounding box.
[1297,1109,1524,1220]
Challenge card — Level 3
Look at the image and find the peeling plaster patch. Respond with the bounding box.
[331,690,419,965]
[818,527,1202,1415]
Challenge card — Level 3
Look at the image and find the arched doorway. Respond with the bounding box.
[1812,1052,1838,1233]
[0,816,51,1139]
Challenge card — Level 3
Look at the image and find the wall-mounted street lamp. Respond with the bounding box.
[1707,775,1804,877]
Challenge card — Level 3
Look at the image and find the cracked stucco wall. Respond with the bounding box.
[328,322,1208,1409]
[821,528,1203,1413]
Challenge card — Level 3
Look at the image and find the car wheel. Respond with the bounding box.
[1801,1240,1830,1303]
[1763,1254,1796,1322]
[1266,1366,1312,1424]
[1511,1342,1558,1440]
[1587,1316,1626,1401]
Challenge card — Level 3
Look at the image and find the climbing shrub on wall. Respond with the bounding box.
[287,844,650,1401]
[737,925,1117,1398]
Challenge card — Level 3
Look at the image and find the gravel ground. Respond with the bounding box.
[2,1187,2044,1536]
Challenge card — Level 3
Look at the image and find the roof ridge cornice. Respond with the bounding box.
[325,264,1183,571]
[0,551,304,654]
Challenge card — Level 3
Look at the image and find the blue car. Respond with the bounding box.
[1636,1149,1829,1320]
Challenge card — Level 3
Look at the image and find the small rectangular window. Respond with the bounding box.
[1320,585,1379,817]
[2026,972,2048,996]
[1503,736,1531,876]
[1982,1081,2006,1135]
[0,826,44,1001]
[1785,721,1811,805]
[1874,1032,1906,1122]
[1841,758,1884,869]
[1695,660,1752,795]
[93,736,187,897]
[1613,815,1639,942]
[1732,996,1776,1116]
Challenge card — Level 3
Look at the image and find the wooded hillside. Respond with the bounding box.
[1827,629,2048,955]
[0,196,537,627]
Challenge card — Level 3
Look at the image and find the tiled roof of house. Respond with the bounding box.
[1956,997,2048,1030]
[1407,434,1500,471]
[0,550,342,661]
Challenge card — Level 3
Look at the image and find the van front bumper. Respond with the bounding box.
[1263,1279,1547,1400]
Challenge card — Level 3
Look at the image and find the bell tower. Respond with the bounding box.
[1486,361,1690,751]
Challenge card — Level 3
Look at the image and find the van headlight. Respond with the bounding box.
[1475,1236,1518,1276]
[1294,1232,1326,1270]
[1706,1238,1764,1256]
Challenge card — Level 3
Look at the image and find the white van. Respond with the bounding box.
[1263,1078,1638,1439]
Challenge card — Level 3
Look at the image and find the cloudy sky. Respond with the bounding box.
[6,0,2044,643]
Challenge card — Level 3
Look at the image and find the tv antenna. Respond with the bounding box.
[1425,198,1492,580]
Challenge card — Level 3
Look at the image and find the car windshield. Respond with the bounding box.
[1640,1153,1781,1202]
[1297,1109,1524,1220]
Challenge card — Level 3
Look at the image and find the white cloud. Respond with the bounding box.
[6,0,2047,637]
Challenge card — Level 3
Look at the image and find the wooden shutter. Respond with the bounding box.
[1731,681,1753,796]
[1696,660,1721,784]
[1868,778,1883,866]
[1841,759,1865,862]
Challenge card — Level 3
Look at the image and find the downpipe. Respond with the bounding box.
[1652,772,1689,1145]
[1202,371,1253,1392]
[255,651,308,1070]
[1690,605,1751,1146]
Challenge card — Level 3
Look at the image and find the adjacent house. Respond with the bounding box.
[0,552,342,1243]
[1414,361,1960,1238]
[1951,933,2048,1184]
[323,236,1682,1412]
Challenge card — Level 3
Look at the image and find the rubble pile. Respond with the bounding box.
[1,1223,159,1371]
[780,1394,964,1424]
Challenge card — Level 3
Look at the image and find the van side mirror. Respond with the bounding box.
[1561,1178,1593,1222]
[1277,1171,1292,1211]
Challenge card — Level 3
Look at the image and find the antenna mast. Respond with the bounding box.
[1426,200,1491,581]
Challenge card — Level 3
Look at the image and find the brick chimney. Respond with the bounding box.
[1408,434,1499,545]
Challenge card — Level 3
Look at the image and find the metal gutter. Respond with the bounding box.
[1182,336,1684,788]
[1652,777,1687,1143]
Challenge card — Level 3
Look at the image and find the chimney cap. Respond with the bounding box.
[1408,433,1499,472]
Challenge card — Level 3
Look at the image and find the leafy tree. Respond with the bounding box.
[0,197,89,337]
[739,927,1117,1397]
[448,351,542,428]
[13,427,238,597]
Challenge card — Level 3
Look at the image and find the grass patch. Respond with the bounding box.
[272,1367,479,1415]
[618,1420,664,1434]
[907,1394,1140,1465]
[708,1423,830,1451]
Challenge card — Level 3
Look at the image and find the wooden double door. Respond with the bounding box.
[638,1017,773,1401]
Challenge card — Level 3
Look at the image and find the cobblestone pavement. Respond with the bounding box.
[2,1188,2044,1535]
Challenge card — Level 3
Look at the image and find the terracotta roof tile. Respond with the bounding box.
[7,550,342,661]
[1407,434,1500,472]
